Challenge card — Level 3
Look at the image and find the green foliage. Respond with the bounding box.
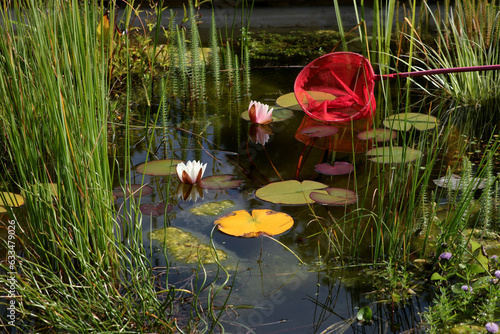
[0,0,231,331]
[248,30,341,66]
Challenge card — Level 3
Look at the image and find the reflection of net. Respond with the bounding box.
[295,52,376,122]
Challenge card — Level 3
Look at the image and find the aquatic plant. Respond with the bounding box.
[176,160,208,185]
[247,100,273,124]
[0,0,231,332]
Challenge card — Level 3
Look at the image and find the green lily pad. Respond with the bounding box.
[255,180,328,205]
[357,128,398,142]
[309,187,358,206]
[149,226,227,264]
[0,192,24,207]
[113,184,154,198]
[383,113,437,131]
[199,175,244,190]
[276,91,336,111]
[136,159,184,176]
[241,106,294,122]
[190,200,235,216]
[366,147,423,163]
[300,125,338,137]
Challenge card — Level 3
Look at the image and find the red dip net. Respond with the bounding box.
[294,52,376,123]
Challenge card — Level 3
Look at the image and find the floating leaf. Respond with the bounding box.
[309,188,358,206]
[0,192,24,207]
[357,128,398,142]
[276,91,336,111]
[315,162,354,176]
[136,159,184,176]
[366,147,422,163]
[275,92,303,111]
[383,113,437,131]
[140,202,173,216]
[255,180,328,205]
[215,209,294,237]
[357,306,373,323]
[199,175,244,190]
[190,200,235,216]
[149,226,227,264]
[433,174,487,190]
[241,106,294,122]
[300,125,338,137]
[113,184,154,198]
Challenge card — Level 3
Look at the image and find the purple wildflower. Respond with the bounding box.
[439,252,452,260]
[461,285,472,293]
[486,322,499,333]
[495,270,500,279]
[492,255,498,261]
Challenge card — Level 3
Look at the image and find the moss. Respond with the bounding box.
[248,30,342,66]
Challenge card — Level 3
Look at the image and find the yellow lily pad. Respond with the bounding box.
[214,209,294,237]
[149,226,227,264]
[0,192,24,207]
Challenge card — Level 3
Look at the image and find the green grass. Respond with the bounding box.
[0,0,231,331]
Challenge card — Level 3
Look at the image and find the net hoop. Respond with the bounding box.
[294,52,377,123]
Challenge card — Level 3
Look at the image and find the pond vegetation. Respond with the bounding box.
[1,0,500,333]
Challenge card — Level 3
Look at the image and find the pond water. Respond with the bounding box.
[111,67,434,333]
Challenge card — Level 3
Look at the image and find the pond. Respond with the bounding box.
[2,2,500,333]
[111,67,435,333]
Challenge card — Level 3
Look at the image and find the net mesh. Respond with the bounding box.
[294,52,376,122]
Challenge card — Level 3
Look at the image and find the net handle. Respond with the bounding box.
[375,64,500,81]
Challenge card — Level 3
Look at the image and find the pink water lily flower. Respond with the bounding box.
[248,100,273,124]
[176,160,207,185]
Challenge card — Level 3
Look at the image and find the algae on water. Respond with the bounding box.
[149,226,227,264]
[189,200,235,216]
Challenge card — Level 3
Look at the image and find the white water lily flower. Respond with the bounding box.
[176,160,207,185]
[248,100,273,124]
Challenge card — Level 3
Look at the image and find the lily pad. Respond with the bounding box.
[366,147,423,163]
[300,125,338,137]
[0,192,24,207]
[309,188,358,205]
[276,91,336,111]
[433,174,487,190]
[214,209,294,237]
[113,184,154,198]
[136,159,184,176]
[190,200,235,216]
[149,226,227,264]
[241,106,294,122]
[199,175,244,190]
[357,128,398,142]
[315,162,354,176]
[255,180,328,205]
[140,202,173,216]
[383,113,437,131]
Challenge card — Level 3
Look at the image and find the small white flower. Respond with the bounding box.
[176,160,207,185]
[248,100,273,124]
